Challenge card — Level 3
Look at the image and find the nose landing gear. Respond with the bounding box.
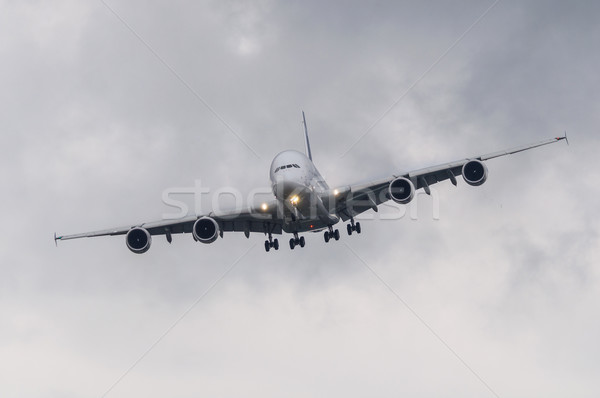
[289,232,306,250]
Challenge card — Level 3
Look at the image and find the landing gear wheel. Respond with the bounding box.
[347,224,353,235]
[289,238,295,250]
[264,240,270,252]
[299,236,305,247]
[334,229,340,241]
[273,238,279,250]
[324,231,330,243]
[355,222,361,234]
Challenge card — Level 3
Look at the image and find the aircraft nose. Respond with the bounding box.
[272,178,308,199]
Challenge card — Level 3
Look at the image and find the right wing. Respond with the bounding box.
[328,135,568,221]
[55,198,286,248]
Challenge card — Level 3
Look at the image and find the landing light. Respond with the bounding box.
[261,203,268,211]
[290,195,300,206]
[333,189,339,196]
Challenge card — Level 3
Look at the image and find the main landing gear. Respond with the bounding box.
[289,232,305,250]
[347,218,361,236]
[324,225,340,243]
[264,233,279,252]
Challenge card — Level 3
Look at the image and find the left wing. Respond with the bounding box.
[330,135,568,221]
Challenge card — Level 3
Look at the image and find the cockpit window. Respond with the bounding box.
[275,164,301,173]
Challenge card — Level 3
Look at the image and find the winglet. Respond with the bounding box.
[302,111,312,161]
[556,131,569,145]
[54,232,59,247]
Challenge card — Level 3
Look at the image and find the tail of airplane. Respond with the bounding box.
[302,111,312,161]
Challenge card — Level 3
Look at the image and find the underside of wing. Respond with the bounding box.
[331,135,567,220]
[55,199,286,253]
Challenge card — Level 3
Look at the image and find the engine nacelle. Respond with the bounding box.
[388,177,415,204]
[126,227,152,254]
[462,160,488,186]
[193,217,220,244]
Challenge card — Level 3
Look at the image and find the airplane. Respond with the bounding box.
[55,113,568,253]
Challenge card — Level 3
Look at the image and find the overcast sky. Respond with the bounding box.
[1,1,599,397]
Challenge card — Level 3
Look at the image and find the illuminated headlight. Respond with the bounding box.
[290,195,300,205]
[333,189,339,196]
[261,203,268,211]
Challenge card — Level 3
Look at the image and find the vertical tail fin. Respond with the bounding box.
[302,111,312,161]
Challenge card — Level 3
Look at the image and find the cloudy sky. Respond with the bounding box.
[1,0,599,396]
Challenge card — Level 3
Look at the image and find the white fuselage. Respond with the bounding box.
[269,150,338,232]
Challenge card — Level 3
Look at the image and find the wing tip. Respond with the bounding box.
[557,131,569,145]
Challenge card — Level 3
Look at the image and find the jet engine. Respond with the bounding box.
[193,217,220,244]
[126,227,152,254]
[388,177,415,204]
[462,160,488,186]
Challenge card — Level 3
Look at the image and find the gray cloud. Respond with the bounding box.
[1,0,599,397]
